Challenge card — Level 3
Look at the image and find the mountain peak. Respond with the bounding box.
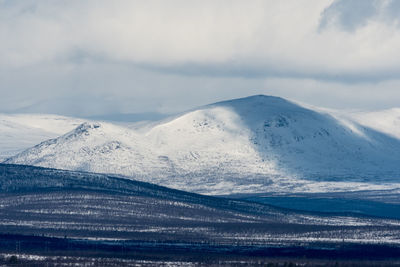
[72,122,101,134]
[76,122,101,130]
[5,96,400,195]
[209,95,302,114]
[211,95,290,107]
[201,95,312,129]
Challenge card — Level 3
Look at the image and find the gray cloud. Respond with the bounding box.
[319,0,400,31]
[319,0,379,31]
[2,61,400,117]
[140,61,400,84]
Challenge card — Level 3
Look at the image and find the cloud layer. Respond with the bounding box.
[1,0,400,115]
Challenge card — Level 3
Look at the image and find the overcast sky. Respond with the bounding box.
[1,0,400,116]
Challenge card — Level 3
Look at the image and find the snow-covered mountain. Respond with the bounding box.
[0,114,84,161]
[4,95,400,194]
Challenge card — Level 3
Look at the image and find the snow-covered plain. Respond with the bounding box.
[3,95,400,195]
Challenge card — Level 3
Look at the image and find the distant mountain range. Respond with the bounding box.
[3,95,400,195]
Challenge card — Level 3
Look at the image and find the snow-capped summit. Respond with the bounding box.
[4,95,400,194]
[75,122,101,132]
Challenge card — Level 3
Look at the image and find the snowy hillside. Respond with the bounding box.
[4,95,400,195]
[0,114,83,160]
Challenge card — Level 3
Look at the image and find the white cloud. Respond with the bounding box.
[1,0,400,115]
[3,0,400,78]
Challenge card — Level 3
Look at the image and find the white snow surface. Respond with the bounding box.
[4,95,400,195]
[0,114,84,161]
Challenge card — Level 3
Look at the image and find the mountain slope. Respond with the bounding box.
[4,95,400,194]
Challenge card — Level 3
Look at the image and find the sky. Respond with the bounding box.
[1,0,400,117]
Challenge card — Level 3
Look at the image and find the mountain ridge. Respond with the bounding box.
[4,95,400,194]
